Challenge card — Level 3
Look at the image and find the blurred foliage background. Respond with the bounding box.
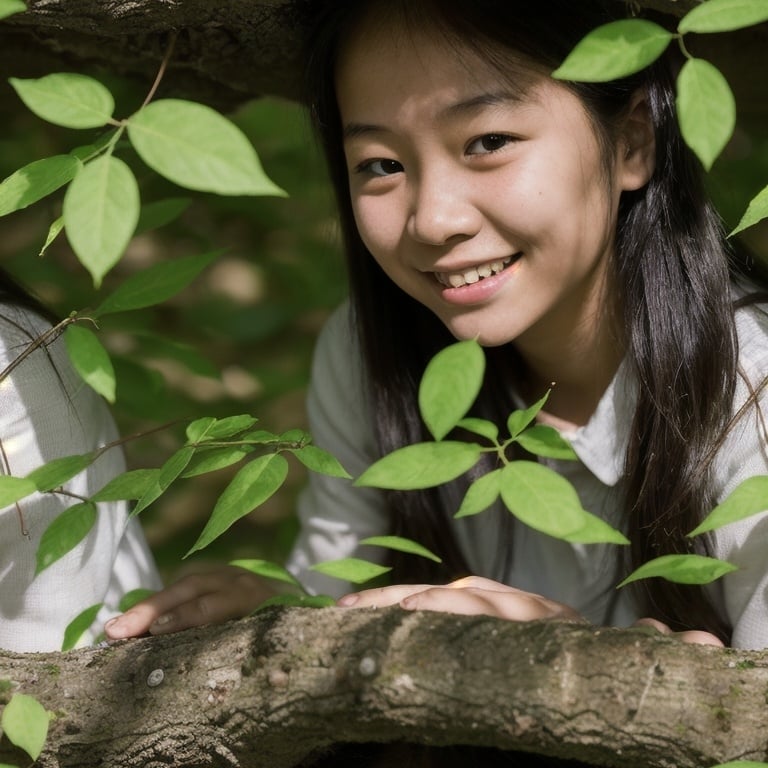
[0,67,766,586]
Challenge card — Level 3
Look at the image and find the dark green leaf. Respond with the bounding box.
[310,558,392,585]
[65,324,116,402]
[618,554,737,588]
[118,588,156,612]
[355,441,482,490]
[181,446,252,478]
[290,445,352,478]
[61,603,102,651]
[136,197,192,234]
[26,452,95,492]
[360,535,442,563]
[229,559,302,588]
[0,475,38,507]
[35,502,97,575]
[132,446,196,516]
[92,468,160,502]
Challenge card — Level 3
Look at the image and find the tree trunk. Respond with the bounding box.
[1,606,766,768]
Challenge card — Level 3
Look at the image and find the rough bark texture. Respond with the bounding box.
[0,0,765,122]
[1,606,767,768]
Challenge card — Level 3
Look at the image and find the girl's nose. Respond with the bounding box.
[407,172,481,245]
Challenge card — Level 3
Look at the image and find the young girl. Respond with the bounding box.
[0,270,161,652]
[106,0,768,652]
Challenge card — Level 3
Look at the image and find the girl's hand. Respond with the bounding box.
[631,617,724,647]
[104,566,274,640]
[337,575,585,622]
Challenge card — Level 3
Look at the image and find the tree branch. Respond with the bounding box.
[2,606,767,768]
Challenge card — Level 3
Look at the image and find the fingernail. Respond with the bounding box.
[104,617,126,638]
[337,594,359,607]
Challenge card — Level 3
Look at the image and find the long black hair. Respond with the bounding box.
[300,0,751,641]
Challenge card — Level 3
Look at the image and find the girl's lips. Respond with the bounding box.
[434,253,522,305]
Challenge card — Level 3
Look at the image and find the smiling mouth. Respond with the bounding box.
[434,254,520,288]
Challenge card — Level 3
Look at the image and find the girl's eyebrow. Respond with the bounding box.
[342,90,526,141]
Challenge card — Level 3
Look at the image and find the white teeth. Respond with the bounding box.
[436,256,513,288]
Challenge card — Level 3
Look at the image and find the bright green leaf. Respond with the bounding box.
[39,216,64,256]
[63,154,139,288]
[360,535,442,563]
[310,558,392,585]
[127,99,286,196]
[1,693,49,760]
[355,441,482,490]
[618,554,737,588]
[26,452,94,492]
[35,502,96,575]
[552,20,673,82]
[0,155,81,217]
[256,594,335,610]
[61,603,101,651]
[456,417,499,442]
[64,324,116,402]
[455,469,502,519]
[290,445,352,479]
[0,475,37,508]
[181,446,252,478]
[186,453,289,555]
[676,58,735,171]
[280,428,310,444]
[10,73,114,129]
[418,340,485,440]
[515,424,578,460]
[730,185,768,237]
[202,415,258,440]
[119,588,156,612]
[230,558,302,588]
[132,446,196,517]
[92,468,161,502]
[94,251,218,316]
[0,0,26,21]
[186,417,216,443]
[689,475,768,537]
[679,0,768,33]
[507,391,550,439]
[136,197,192,234]
[500,461,628,544]
[709,762,768,768]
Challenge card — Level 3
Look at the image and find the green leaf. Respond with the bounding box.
[186,453,289,555]
[256,594,335,610]
[515,424,578,460]
[1,693,49,760]
[0,155,81,217]
[118,588,156,612]
[456,417,499,442]
[181,446,252,478]
[709,762,768,768]
[418,340,485,440]
[186,417,216,442]
[507,391,550,439]
[127,99,286,196]
[290,445,352,479]
[201,415,258,440]
[64,324,116,402]
[10,73,114,129]
[689,475,768,537]
[676,58,735,171]
[678,0,768,33]
[92,468,160,502]
[132,446,196,517]
[355,441,482,490]
[618,554,737,588]
[500,461,628,544]
[136,197,191,234]
[310,558,392,585]
[94,250,218,316]
[360,535,442,563]
[26,452,94,492]
[552,20,673,82]
[0,475,37,507]
[61,603,102,651]
[229,559,302,588]
[730,184,768,237]
[63,154,139,288]
[455,469,502,519]
[35,502,97,575]
[39,216,64,256]
[0,0,26,21]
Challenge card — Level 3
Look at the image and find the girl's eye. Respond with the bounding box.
[466,134,514,155]
[357,158,404,177]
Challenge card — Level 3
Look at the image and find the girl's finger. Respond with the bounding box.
[337,583,433,608]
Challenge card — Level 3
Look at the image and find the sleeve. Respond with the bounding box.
[285,302,389,598]
[0,307,161,652]
[708,304,768,649]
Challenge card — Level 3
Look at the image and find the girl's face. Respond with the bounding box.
[336,21,653,366]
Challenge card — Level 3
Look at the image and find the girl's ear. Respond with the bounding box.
[618,90,655,191]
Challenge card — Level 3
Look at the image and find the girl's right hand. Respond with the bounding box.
[631,618,724,647]
[104,566,275,640]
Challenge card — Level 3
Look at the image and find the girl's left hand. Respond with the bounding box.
[337,575,585,622]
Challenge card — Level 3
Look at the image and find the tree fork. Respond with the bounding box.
[1,606,767,767]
